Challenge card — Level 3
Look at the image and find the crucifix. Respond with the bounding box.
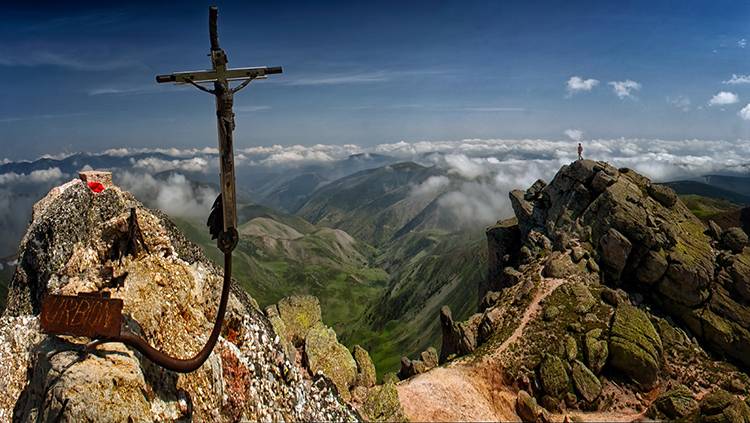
[158,6,282,249]
[40,6,282,373]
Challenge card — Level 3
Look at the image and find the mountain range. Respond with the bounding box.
[1,150,750,375]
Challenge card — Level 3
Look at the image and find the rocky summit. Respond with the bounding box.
[0,175,361,422]
[396,160,750,422]
[2,161,750,422]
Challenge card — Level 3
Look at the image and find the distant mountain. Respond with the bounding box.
[174,204,388,336]
[701,174,750,197]
[257,173,328,212]
[665,180,750,205]
[297,162,456,246]
[0,152,176,175]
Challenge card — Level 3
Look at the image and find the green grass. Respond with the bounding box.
[680,194,741,220]
[174,216,389,338]
[174,201,488,377]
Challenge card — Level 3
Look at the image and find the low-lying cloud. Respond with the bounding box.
[117,172,217,220]
[1,136,748,256]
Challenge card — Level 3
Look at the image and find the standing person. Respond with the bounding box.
[577,142,583,160]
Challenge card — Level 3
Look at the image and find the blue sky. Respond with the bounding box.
[1,0,749,160]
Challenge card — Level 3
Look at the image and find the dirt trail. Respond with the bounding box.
[396,277,647,422]
[396,278,563,422]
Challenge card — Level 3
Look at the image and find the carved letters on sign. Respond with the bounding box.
[40,294,123,339]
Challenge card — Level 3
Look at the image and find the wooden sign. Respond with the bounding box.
[40,294,123,339]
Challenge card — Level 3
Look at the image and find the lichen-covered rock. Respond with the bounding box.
[539,354,570,398]
[542,251,575,278]
[608,305,662,390]
[648,184,677,207]
[722,227,749,254]
[353,345,377,388]
[599,228,631,280]
[360,381,407,422]
[584,330,608,374]
[571,360,601,403]
[646,384,697,420]
[305,323,358,401]
[635,249,668,284]
[0,178,357,422]
[564,335,578,361]
[265,304,296,361]
[277,295,323,346]
[516,390,548,423]
[697,388,750,422]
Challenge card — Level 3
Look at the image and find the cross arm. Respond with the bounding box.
[156,66,283,84]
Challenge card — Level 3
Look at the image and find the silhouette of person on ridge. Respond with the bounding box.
[577,142,583,160]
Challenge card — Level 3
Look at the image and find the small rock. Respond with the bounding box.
[571,360,602,403]
[539,354,570,398]
[564,335,578,361]
[647,184,678,207]
[599,228,632,280]
[353,345,377,388]
[721,227,748,254]
[516,390,542,422]
[707,220,723,241]
[544,305,561,321]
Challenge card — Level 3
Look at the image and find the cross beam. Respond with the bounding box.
[156,66,282,84]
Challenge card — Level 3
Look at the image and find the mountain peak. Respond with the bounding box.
[397,160,750,421]
[0,172,357,421]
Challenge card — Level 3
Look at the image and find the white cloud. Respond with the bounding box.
[667,96,691,112]
[564,129,584,141]
[28,167,65,183]
[566,76,599,95]
[723,74,750,85]
[284,72,391,86]
[240,144,363,166]
[235,105,271,113]
[739,38,747,48]
[118,172,218,220]
[411,175,451,197]
[87,85,161,96]
[131,157,211,173]
[739,104,750,120]
[608,80,641,99]
[709,91,739,106]
[0,167,64,185]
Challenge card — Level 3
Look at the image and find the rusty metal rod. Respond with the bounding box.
[97,251,232,373]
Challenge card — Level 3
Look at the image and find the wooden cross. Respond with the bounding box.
[157,6,282,247]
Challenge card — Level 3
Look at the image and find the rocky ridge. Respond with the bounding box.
[0,174,359,422]
[396,160,750,422]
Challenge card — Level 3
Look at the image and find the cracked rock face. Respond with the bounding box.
[499,160,750,371]
[0,178,357,422]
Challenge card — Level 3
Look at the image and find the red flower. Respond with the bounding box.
[87,181,105,193]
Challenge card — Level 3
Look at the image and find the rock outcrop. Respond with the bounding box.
[396,160,750,422]
[0,175,357,422]
[502,160,750,371]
